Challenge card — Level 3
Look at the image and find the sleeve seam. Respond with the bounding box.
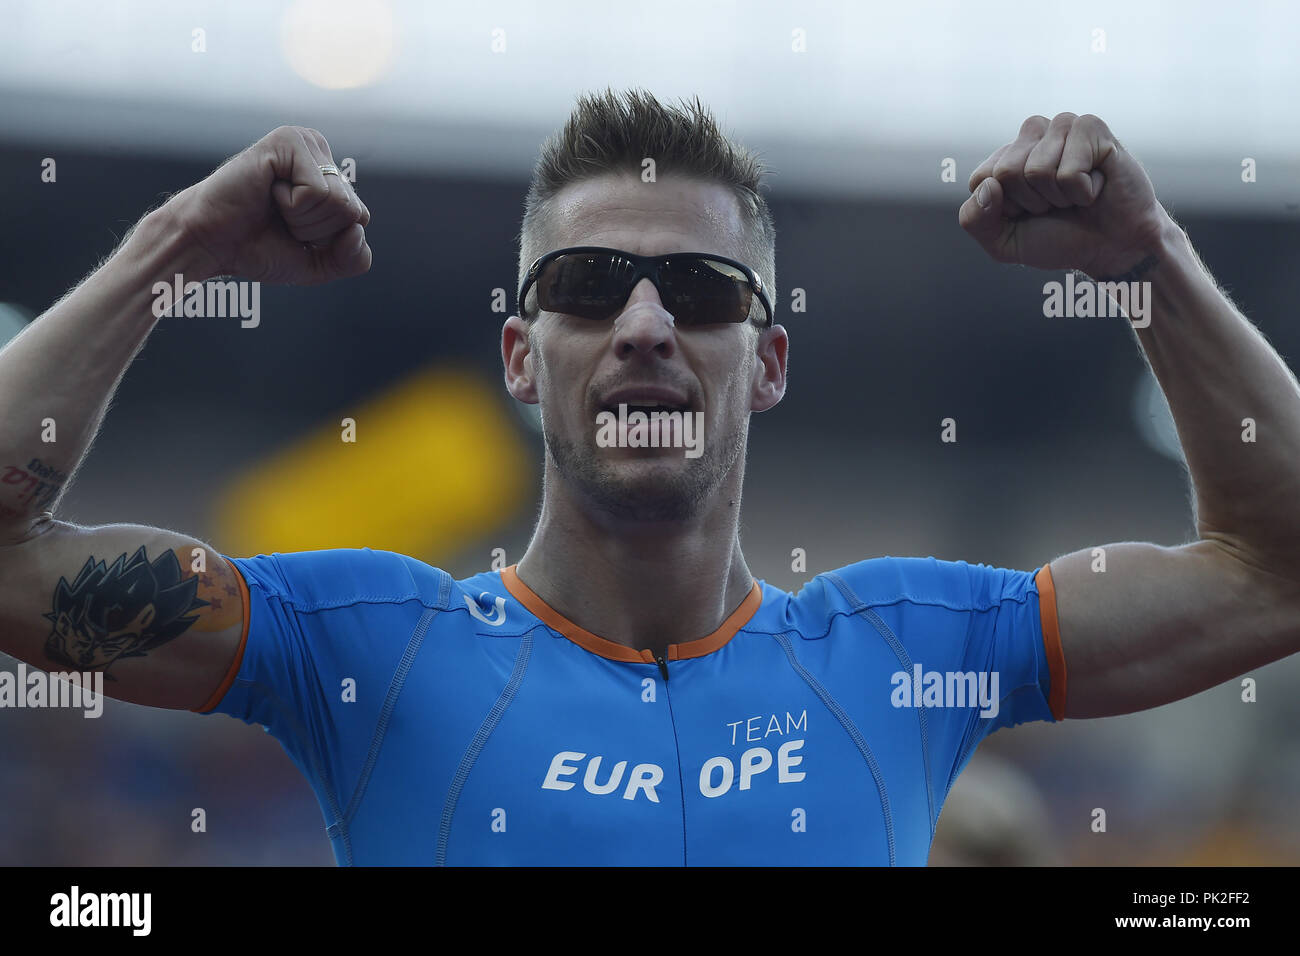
[191,556,252,714]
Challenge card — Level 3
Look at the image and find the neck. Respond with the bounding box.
[514,466,755,659]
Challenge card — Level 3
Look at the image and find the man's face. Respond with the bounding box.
[503,172,786,522]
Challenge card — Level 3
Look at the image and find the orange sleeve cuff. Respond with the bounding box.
[192,556,252,713]
[1035,563,1068,721]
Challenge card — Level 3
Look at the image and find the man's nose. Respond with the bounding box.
[611,278,676,357]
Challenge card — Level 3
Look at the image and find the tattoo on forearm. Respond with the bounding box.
[1,457,67,512]
[42,546,226,677]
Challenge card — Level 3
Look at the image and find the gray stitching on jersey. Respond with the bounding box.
[824,572,937,840]
[278,593,437,613]
[772,631,896,867]
[747,587,1034,645]
[260,552,455,614]
[778,568,1040,633]
[435,631,534,866]
[240,576,446,615]
[437,567,453,610]
[342,606,439,826]
[229,676,353,866]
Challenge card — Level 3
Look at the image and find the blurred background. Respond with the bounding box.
[1,0,1298,865]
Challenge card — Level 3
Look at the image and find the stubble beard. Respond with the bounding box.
[543,416,745,523]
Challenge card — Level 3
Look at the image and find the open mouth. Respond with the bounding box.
[593,395,705,457]
[601,402,691,416]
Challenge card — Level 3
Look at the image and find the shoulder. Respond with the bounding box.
[222,547,458,611]
[824,556,1039,609]
[784,556,1043,630]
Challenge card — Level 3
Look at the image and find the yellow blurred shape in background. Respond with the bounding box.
[215,367,530,558]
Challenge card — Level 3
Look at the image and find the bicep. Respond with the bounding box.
[1051,539,1300,719]
[0,519,245,710]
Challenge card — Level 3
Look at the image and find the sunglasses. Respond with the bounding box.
[517,246,773,328]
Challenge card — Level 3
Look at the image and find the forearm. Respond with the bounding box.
[1123,217,1300,572]
[0,204,214,540]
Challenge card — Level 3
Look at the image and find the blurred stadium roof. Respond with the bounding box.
[1,0,1296,214]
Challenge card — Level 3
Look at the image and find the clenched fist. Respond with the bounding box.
[166,126,372,285]
[959,113,1171,279]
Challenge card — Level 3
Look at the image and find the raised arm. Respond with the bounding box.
[0,126,371,710]
[959,113,1300,719]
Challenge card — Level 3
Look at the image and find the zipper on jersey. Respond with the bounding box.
[656,652,687,864]
[654,653,669,682]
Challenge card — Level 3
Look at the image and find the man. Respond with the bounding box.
[1,89,1297,865]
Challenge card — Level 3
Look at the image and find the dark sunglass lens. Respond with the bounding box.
[660,258,753,325]
[536,252,633,320]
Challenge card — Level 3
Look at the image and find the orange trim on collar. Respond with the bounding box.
[499,565,763,663]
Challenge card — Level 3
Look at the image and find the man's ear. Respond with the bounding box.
[503,315,539,404]
[750,323,788,412]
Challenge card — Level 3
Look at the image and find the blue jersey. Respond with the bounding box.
[197,549,1065,865]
